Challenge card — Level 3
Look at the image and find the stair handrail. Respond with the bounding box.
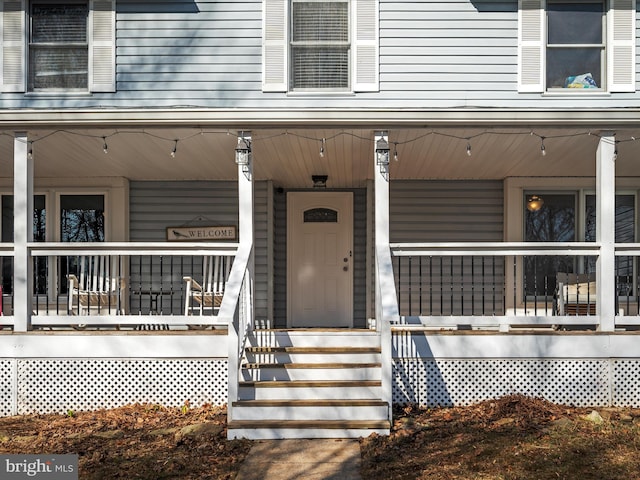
[375,244,399,425]
[222,241,254,421]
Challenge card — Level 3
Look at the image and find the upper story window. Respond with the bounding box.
[546,1,604,90]
[29,2,89,91]
[291,0,349,91]
[518,0,636,93]
[0,0,115,93]
[263,0,379,93]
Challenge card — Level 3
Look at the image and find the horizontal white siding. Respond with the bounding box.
[0,0,639,109]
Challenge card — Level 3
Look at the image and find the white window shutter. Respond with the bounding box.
[352,0,379,92]
[608,0,636,92]
[263,0,287,92]
[89,0,115,92]
[1,0,25,92]
[518,0,544,93]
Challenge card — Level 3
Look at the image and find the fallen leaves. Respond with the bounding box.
[0,403,252,480]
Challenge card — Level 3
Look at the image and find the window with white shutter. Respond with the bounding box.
[0,0,114,93]
[262,0,378,93]
[518,0,636,93]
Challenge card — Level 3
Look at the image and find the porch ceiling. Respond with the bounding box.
[2,126,640,187]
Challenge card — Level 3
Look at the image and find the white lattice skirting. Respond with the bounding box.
[1,359,227,415]
[1,358,640,416]
[392,359,640,407]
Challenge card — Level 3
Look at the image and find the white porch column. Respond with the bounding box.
[13,132,33,332]
[228,132,254,416]
[236,131,254,245]
[596,133,616,331]
[374,130,394,422]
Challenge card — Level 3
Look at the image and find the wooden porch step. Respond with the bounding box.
[228,420,391,430]
[242,362,380,369]
[245,346,380,353]
[231,399,388,407]
[239,379,381,388]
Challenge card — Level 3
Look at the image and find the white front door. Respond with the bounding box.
[287,192,353,327]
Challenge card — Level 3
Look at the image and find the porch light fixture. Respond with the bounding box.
[102,137,108,154]
[526,195,544,212]
[235,136,251,166]
[170,140,178,158]
[376,136,390,173]
[312,175,328,188]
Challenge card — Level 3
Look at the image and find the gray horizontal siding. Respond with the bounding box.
[129,180,269,318]
[390,180,505,316]
[1,0,640,109]
[390,180,504,243]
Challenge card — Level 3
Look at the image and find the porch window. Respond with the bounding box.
[1,195,46,294]
[59,194,105,294]
[262,0,379,92]
[584,194,635,295]
[0,0,115,93]
[524,193,576,297]
[60,194,104,242]
[517,0,636,93]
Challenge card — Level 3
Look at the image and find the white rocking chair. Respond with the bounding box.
[67,255,126,317]
[183,256,231,317]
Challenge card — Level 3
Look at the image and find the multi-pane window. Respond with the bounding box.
[546,0,605,90]
[28,2,89,91]
[523,192,637,298]
[290,0,349,90]
[524,193,576,296]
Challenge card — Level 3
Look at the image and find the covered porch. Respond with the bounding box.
[1,111,640,437]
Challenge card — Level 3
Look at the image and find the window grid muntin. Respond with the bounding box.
[28,1,89,92]
[290,0,351,91]
[545,0,606,90]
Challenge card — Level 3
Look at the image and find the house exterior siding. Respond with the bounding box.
[0,0,639,109]
[129,180,270,319]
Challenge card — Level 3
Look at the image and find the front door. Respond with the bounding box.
[287,192,353,327]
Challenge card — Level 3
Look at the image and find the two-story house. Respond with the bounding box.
[0,0,639,439]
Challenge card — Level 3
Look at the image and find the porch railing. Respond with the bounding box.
[1,242,241,330]
[390,242,613,331]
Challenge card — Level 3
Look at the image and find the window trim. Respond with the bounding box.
[28,0,90,93]
[0,0,115,93]
[517,0,636,93]
[262,0,379,93]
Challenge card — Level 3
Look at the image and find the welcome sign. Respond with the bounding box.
[166,225,237,241]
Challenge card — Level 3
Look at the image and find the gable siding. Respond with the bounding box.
[0,0,639,109]
[129,180,269,319]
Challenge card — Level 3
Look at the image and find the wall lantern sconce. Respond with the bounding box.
[235,134,252,178]
[312,175,328,188]
[235,136,251,166]
[376,136,390,174]
[526,195,544,212]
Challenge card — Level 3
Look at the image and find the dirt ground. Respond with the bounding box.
[1,395,640,479]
